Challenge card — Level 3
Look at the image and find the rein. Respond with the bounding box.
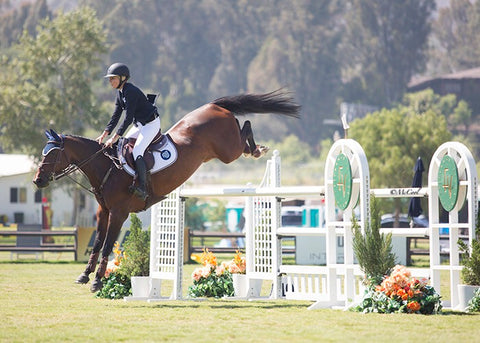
[52,144,111,196]
[53,145,109,181]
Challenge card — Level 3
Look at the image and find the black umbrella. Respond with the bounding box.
[408,157,425,220]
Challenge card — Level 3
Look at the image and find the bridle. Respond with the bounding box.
[40,139,111,195]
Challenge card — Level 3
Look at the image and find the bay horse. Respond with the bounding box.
[33,91,300,292]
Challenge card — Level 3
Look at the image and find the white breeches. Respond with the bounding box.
[125,117,161,159]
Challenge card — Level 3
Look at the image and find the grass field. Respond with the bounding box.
[1,260,480,343]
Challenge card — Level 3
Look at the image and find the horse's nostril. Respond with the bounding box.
[33,177,48,188]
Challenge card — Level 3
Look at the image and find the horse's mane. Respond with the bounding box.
[64,134,104,151]
[66,134,100,144]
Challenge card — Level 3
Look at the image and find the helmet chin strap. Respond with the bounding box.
[116,76,128,89]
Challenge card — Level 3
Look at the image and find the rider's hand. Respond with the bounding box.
[105,134,120,148]
[95,131,108,144]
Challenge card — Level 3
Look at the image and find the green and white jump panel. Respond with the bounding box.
[320,138,370,309]
[428,142,478,310]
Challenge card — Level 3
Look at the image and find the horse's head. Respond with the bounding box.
[33,129,70,188]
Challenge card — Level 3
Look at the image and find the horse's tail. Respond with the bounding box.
[212,89,301,118]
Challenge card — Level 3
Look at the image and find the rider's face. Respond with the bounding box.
[109,76,121,89]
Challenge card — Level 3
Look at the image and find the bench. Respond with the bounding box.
[0,225,78,260]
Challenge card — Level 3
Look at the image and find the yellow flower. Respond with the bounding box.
[190,253,203,264]
[200,248,217,267]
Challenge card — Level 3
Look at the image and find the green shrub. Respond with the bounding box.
[95,271,131,299]
[188,271,234,298]
[467,288,480,312]
[119,214,150,277]
[459,211,480,285]
[352,196,396,286]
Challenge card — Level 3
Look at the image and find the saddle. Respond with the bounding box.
[118,131,169,172]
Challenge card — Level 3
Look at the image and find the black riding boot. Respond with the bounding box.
[133,156,148,201]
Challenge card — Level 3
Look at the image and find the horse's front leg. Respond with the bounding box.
[75,205,109,285]
[90,210,129,292]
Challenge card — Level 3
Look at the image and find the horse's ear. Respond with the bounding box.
[49,129,61,142]
[45,130,53,140]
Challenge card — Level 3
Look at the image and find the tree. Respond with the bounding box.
[449,100,473,135]
[340,0,435,106]
[350,91,453,215]
[429,0,480,74]
[247,1,344,145]
[185,197,207,231]
[263,135,313,166]
[207,0,266,97]
[0,0,51,49]
[0,7,107,154]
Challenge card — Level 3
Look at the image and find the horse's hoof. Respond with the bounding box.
[75,273,90,284]
[90,278,103,293]
[252,145,269,159]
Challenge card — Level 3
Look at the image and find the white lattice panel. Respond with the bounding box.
[149,187,184,299]
[252,196,275,275]
[246,152,281,288]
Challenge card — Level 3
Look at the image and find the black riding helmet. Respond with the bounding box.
[104,63,130,88]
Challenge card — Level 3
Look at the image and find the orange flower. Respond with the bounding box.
[111,241,124,266]
[231,250,246,274]
[200,248,217,267]
[105,268,113,278]
[407,301,421,312]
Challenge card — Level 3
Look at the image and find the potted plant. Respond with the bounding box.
[351,196,442,314]
[188,249,234,298]
[352,264,442,314]
[96,241,131,300]
[457,212,480,311]
[222,250,262,297]
[118,214,152,299]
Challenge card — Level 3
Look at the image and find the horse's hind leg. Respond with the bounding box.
[75,206,109,284]
[239,120,269,159]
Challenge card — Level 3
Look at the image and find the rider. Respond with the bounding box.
[96,63,160,201]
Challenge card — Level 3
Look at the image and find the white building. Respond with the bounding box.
[0,154,97,227]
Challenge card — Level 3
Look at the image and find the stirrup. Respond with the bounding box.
[132,186,147,201]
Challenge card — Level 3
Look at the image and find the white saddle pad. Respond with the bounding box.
[119,136,178,177]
